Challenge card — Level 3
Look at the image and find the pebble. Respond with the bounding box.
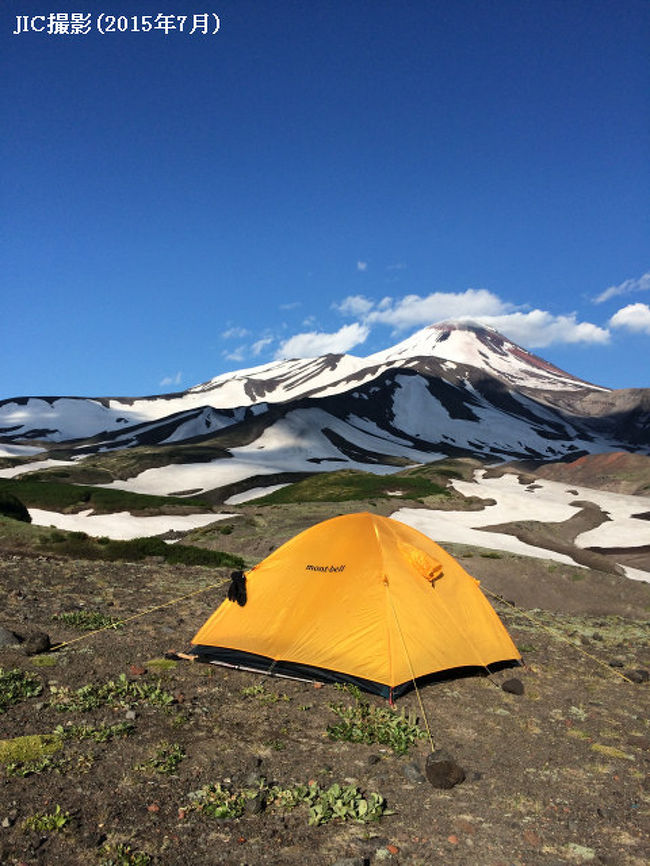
[22,631,50,656]
[401,760,425,783]
[624,669,649,684]
[425,749,466,789]
[502,678,524,695]
[0,625,20,648]
[125,710,137,720]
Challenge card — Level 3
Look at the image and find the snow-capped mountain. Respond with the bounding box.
[1,322,648,497]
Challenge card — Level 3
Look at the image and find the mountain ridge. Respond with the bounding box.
[1,321,647,497]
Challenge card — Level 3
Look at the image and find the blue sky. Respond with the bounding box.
[2,0,648,399]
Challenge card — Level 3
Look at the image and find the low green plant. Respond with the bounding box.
[53,610,121,631]
[5,754,66,777]
[23,804,70,832]
[54,721,134,742]
[99,843,152,866]
[241,683,290,704]
[327,685,426,755]
[136,742,185,775]
[185,782,247,818]
[184,778,389,826]
[0,668,42,712]
[51,673,175,712]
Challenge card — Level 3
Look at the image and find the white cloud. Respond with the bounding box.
[279,301,301,311]
[221,326,250,339]
[357,261,368,272]
[365,288,511,330]
[223,346,246,363]
[476,311,610,347]
[333,295,374,317]
[387,263,407,271]
[160,371,182,387]
[251,337,273,356]
[609,303,650,335]
[593,271,650,304]
[275,322,370,359]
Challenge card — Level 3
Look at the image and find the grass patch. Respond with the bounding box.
[54,721,135,742]
[100,843,152,866]
[50,673,175,712]
[0,490,31,522]
[0,477,209,514]
[327,685,426,755]
[41,533,245,570]
[255,469,449,504]
[135,742,185,775]
[241,683,290,704]
[0,668,43,712]
[53,610,121,631]
[4,753,67,777]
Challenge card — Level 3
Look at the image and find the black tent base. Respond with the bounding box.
[190,644,521,700]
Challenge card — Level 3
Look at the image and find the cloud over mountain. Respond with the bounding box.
[275,322,370,359]
[610,302,650,335]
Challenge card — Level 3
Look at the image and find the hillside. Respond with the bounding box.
[0,515,648,865]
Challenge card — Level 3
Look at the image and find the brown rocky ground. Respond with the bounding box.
[1,530,649,866]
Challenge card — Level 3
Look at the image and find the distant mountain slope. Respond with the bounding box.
[1,321,648,496]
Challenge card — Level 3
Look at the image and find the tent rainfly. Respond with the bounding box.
[191,512,520,698]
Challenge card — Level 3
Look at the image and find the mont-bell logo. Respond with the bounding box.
[305,564,346,573]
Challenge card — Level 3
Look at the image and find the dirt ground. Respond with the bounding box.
[1,535,649,866]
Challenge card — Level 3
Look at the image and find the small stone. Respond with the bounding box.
[386,844,399,855]
[502,678,524,695]
[245,792,266,815]
[401,760,425,783]
[624,669,649,684]
[367,754,381,765]
[125,710,137,721]
[1,817,11,828]
[523,829,541,846]
[608,659,624,668]
[0,626,20,648]
[22,632,50,656]
[425,749,465,789]
[129,664,146,676]
[146,803,160,813]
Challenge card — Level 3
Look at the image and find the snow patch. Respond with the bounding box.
[28,508,235,541]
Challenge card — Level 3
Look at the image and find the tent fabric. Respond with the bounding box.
[190,512,520,697]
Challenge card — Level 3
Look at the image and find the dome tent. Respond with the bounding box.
[191,512,520,698]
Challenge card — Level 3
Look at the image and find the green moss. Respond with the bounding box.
[0,733,63,765]
[591,743,633,760]
[145,658,178,671]
[30,655,58,668]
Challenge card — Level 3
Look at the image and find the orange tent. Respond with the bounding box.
[191,512,519,697]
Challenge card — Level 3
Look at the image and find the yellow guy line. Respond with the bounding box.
[386,588,435,753]
[482,586,635,685]
[50,577,230,653]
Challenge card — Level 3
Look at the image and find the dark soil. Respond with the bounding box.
[1,540,649,865]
